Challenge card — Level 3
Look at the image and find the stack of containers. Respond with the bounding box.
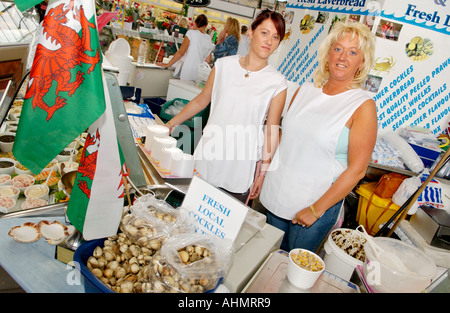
[105,38,133,86]
[145,125,195,178]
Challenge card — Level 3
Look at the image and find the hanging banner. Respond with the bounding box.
[276,0,450,136]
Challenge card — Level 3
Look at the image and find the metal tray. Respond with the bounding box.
[243,249,360,293]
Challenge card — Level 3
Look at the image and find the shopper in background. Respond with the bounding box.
[258,21,377,253]
[172,17,188,37]
[213,17,240,61]
[237,25,251,56]
[158,14,213,81]
[165,10,287,203]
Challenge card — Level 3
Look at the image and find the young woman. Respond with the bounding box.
[165,10,287,202]
[158,14,213,81]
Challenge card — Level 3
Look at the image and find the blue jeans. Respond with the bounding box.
[266,200,342,253]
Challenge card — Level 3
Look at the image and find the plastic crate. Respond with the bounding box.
[159,98,209,128]
[143,97,166,116]
[408,142,441,168]
[73,238,222,293]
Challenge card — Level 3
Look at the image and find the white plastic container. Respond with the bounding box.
[287,248,325,290]
[323,228,366,281]
[363,237,436,293]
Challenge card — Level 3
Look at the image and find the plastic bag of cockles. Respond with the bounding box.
[140,251,213,293]
[160,233,234,291]
[120,211,169,251]
[131,193,196,235]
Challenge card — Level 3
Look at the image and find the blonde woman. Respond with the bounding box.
[172,17,188,37]
[213,17,241,60]
[259,21,377,252]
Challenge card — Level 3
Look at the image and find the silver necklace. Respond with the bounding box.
[244,56,250,78]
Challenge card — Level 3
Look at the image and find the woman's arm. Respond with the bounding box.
[157,37,190,68]
[293,98,377,226]
[249,89,287,199]
[166,67,215,132]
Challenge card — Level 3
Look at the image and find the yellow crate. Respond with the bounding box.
[355,182,400,236]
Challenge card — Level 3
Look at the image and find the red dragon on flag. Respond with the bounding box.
[15,0,125,240]
[25,0,100,121]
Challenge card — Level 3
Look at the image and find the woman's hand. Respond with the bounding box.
[292,207,317,228]
[156,62,170,68]
[249,175,265,200]
[217,29,227,43]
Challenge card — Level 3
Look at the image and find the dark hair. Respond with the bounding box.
[195,14,208,28]
[241,25,248,34]
[251,9,285,41]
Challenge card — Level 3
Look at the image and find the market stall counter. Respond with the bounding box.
[128,63,174,99]
[0,214,84,293]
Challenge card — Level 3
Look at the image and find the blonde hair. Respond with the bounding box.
[179,17,188,28]
[225,17,241,42]
[314,21,375,89]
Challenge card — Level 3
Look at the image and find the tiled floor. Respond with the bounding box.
[0,266,25,293]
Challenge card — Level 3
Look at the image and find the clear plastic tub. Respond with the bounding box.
[363,237,436,293]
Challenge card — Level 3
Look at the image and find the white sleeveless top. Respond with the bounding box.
[181,30,214,81]
[260,82,372,220]
[194,55,287,193]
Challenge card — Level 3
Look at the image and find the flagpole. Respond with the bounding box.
[122,164,132,211]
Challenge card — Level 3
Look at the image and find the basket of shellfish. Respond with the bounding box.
[73,193,233,293]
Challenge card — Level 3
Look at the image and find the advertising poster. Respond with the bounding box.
[276,0,449,136]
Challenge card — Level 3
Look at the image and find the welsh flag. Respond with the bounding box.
[13,0,104,173]
[15,0,43,12]
[14,0,124,240]
[66,73,125,240]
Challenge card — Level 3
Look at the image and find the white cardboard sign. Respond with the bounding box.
[182,176,248,242]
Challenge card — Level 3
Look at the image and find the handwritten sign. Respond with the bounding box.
[182,176,248,242]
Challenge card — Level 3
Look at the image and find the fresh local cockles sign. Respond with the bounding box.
[182,176,248,241]
[277,0,449,136]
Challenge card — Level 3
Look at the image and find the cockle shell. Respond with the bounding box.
[8,222,41,243]
[38,220,70,242]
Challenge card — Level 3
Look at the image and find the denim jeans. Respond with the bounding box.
[266,200,342,253]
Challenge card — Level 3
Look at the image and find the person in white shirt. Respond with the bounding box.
[259,21,377,252]
[237,25,250,56]
[158,14,213,81]
[165,10,287,203]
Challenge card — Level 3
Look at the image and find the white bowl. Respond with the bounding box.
[14,162,33,175]
[66,139,81,150]
[0,185,20,201]
[5,121,18,132]
[24,184,49,201]
[57,161,79,177]
[0,158,16,175]
[21,198,48,210]
[9,112,21,121]
[11,174,35,193]
[287,248,325,290]
[0,174,11,186]
[0,132,15,153]
[56,148,77,162]
[0,195,16,212]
